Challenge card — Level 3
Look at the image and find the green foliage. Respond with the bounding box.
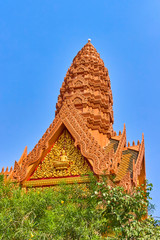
[0,174,159,239]
[91,177,160,239]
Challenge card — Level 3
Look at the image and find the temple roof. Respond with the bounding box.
[10,101,117,182]
[0,41,146,191]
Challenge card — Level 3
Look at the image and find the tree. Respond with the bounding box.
[92,176,160,239]
[0,174,159,239]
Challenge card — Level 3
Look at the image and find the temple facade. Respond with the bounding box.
[1,40,146,190]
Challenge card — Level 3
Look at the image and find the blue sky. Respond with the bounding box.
[0,1,160,217]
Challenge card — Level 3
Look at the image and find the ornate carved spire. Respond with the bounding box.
[56,41,114,146]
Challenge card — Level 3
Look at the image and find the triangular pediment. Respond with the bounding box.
[26,129,91,186]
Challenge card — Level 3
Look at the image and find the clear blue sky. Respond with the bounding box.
[0,1,160,217]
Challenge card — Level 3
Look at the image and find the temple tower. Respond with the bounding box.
[1,40,146,191]
[56,40,114,147]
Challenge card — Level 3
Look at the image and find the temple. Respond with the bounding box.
[1,40,146,190]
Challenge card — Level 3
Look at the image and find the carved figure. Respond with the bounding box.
[53,150,69,170]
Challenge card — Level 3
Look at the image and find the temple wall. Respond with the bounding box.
[89,129,109,148]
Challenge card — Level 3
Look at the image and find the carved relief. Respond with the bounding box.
[75,80,83,87]
[133,134,145,186]
[55,41,114,137]
[113,124,126,174]
[73,97,82,105]
[30,129,91,179]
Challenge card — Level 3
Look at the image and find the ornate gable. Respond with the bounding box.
[24,129,91,187]
[8,101,114,184]
[30,129,91,179]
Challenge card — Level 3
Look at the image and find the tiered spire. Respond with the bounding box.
[56,40,114,146]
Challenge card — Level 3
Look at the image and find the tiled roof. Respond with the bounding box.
[115,148,139,181]
[104,139,119,154]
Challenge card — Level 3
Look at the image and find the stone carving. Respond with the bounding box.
[113,124,126,174]
[73,97,82,105]
[75,80,83,87]
[133,134,145,186]
[55,41,114,138]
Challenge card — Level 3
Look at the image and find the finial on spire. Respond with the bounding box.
[88,38,91,43]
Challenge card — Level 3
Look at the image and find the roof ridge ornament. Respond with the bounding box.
[88,38,91,42]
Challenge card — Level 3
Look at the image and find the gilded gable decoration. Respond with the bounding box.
[30,129,91,180]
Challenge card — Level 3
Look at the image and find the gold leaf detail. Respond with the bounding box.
[30,129,91,179]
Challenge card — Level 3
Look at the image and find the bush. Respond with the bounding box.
[0,174,159,239]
